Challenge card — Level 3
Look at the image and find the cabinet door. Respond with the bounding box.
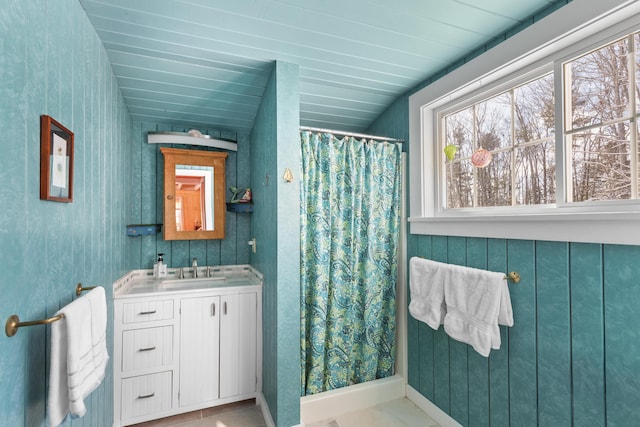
[219,292,257,398]
[179,296,220,407]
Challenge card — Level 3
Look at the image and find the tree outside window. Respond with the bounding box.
[441,31,640,210]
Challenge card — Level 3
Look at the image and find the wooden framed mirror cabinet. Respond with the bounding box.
[160,147,228,240]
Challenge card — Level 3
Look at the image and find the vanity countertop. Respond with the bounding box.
[113,264,262,299]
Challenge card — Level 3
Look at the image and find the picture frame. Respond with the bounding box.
[40,115,74,202]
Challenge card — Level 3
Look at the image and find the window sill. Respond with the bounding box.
[408,211,640,245]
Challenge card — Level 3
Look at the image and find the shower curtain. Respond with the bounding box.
[300,131,402,396]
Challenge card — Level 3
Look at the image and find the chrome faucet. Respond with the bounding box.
[192,257,198,278]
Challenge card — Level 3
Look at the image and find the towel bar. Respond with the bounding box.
[416,257,520,284]
[5,283,97,337]
[505,271,520,284]
[76,283,96,296]
[5,313,64,337]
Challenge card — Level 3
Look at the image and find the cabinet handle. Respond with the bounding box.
[223,301,227,315]
[138,346,156,352]
[137,392,155,399]
[138,310,157,315]
[211,302,216,316]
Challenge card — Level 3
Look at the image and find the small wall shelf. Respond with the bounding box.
[226,203,253,213]
[127,224,162,236]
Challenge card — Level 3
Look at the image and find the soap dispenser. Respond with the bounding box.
[154,253,167,278]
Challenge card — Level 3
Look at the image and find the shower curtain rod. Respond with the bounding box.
[299,126,404,143]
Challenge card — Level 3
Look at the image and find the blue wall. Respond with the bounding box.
[0,0,132,425]
[407,236,640,426]
[128,123,252,269]
[372,93,640,426]
[250,61,301,427]
[367,2,640,425]
[366,96,409,146]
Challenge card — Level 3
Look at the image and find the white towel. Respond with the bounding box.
[441,264,513,357]
[408,257,447,330]
[48,287,109,427]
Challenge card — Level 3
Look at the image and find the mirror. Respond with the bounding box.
[161,148,227,240]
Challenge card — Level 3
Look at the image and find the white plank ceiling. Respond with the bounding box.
[78,0,560,135]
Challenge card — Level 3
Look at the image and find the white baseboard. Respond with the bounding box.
[406,386,462,427]
[300,375,405,425]
[257,393,276,427]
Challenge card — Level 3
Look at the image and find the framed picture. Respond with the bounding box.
[40,115,74,202]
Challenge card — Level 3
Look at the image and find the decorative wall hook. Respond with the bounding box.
[283,168,293,183]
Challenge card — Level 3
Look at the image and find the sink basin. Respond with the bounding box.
[158,276,226,290]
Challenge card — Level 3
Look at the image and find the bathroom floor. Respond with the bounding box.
[129,399,266,427]
[129,397,439,427]
[305,398,440,427]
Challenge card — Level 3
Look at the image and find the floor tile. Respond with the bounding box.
[306,420,340,427]
[130,410,201,427]
[180,406,266,427]
[129,397,437,427]
[130,399,265,427]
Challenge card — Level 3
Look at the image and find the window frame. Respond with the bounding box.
[409,0,640,245]
[437,68,556,211]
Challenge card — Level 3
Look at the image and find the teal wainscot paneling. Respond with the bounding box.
[405,236,640,427]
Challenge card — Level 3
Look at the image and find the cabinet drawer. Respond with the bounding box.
[122,326,173,373]
[121,371,172,421]
[122,300,174,324]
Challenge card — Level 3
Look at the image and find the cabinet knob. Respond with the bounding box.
[167,194,174,200]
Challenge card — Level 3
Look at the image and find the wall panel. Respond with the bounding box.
[603,245,640,426]
[466,238,489,427]
[486,239,510,427]
[0,1,133,425]
[415,236,434,400]
[570,243,605,426]
[430,236,451,413]
[406,235,421,391]
[506,240,537,427]
[250,61,301,427]
[407,236,640,426]
[536,241,571,426]
[447,237,468,426]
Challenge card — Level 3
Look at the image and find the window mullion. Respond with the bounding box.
[473,105,478,207]
[511,89,517,206]
[559,60,571,204]
[629,34,638,199]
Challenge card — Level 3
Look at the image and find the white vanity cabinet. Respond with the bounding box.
[179,295,221,408]
[114,296,178,424]
[113,266,262,427]
[179,290,258,408]
[219,292,258,399]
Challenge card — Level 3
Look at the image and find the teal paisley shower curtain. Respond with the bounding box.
[300,131,401,396]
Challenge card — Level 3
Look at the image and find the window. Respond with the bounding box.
[443,74,555,209]
[409,1,640,245]
[565,34,639,202]
[441,33,640,211]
